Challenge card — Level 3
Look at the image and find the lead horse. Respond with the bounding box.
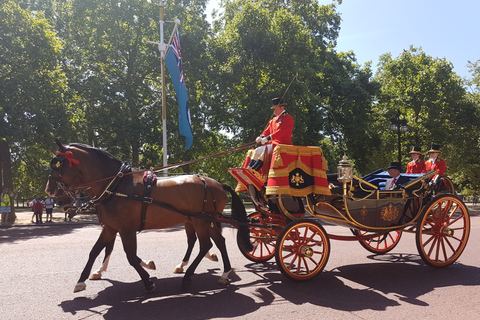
[46,141,252,293]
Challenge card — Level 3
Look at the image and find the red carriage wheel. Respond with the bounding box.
[416,194,470,268]
[237,212,277,263]
[275,219,330,282]
[353,229,402,254]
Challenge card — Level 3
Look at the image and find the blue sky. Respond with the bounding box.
[206,0,479,79]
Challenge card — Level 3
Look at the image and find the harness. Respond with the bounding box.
[88,164,219,231]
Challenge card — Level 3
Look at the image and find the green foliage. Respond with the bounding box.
[2,0,479,197]
[374,47,480,189]
[0,1,72,197]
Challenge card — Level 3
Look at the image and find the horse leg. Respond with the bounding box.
[89,237,115,280]
[174,221,197,273]
[89,234,156,280]
[174,220,217,273]
[119,230,155,293]
[74,226,117,293]
[209,223,233,285]
[182,224,213,283]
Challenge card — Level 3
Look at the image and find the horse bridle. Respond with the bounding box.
[49,155,81,201]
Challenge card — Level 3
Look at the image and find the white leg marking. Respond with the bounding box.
[74,282,87,293]
[140,260,156,270]
[218,269,233,285]
[173,260,189,273]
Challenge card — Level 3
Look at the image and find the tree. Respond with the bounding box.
[206,0,377,174]
[374,47,480,189]
[0,1,71,197]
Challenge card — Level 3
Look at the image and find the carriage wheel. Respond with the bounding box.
[432,176,455,196]
[237,212,277,263]
[275,219,330,282]
[353,229,402,254]
[416,194,470,268]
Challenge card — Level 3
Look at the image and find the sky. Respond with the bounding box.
[206,0,480,79]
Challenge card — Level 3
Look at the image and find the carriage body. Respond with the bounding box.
[229,144,470,281]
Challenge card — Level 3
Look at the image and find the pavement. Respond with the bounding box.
[3,202,479,228]
[1,206,99,227]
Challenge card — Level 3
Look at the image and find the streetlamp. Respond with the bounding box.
[390,115,408,163]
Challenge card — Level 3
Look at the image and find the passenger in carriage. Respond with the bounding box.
[384,162,406,190]
[248,97,294,171]
[425,144,447,176]
[406,146,426,174]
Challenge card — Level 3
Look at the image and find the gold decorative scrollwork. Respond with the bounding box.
[381,203,400,222]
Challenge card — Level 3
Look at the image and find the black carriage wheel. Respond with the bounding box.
[237,212,277,263]
[275,218,330,282]
[353,229,402,254]
[415,194,470,268]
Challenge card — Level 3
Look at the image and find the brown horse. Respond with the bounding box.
[46,141,252,293]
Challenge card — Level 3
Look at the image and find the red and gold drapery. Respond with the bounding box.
[265,145,331,197]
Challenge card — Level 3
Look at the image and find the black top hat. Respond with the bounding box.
[409,146,423,155]
[427,144,442,153]
[272,97,287,107]
[386,161,402,171]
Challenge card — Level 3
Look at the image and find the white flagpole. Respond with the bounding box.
[159,1,168,174]
[146,2,179,175]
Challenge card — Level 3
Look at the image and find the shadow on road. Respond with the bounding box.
[0,223,99,244]
[58,254,480,319]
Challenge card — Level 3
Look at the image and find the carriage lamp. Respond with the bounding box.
[390,116,408,163]
[337,155,353,184]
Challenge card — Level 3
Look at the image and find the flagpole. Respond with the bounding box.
[159,1,168,174]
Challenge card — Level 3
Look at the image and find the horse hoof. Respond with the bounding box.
[141,260,156,270]
[145,282,156,294]
[218,277,230,285]
[147,261,156,270]
[89,272,102,280]
[173,266,184,273]
[209,253,219,262]
[74,282,86,293]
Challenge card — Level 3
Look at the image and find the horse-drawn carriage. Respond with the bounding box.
[47,141,469,293]
[228,144,469,281]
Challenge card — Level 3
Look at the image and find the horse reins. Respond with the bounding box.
[66,141,256,192]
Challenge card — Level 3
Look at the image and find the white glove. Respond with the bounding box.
[261,136,269,145]
[255,136,262,144]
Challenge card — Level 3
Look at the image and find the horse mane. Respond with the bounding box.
[68,143,122,164]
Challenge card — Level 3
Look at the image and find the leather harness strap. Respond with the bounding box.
[90,167,220,232]
[139,171,156,231]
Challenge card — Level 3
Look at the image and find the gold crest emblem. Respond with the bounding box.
[381,203,400,221]
[361,205,368,219]
[291,173,304,186]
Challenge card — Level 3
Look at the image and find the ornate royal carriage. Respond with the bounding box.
[229,144,469,281]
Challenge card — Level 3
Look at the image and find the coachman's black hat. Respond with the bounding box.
[409,146,423,155]
[272,97,287,107]
[427,144,442,153]
[386,161,402,171]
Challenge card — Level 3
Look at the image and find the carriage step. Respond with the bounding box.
[228,167,265,191]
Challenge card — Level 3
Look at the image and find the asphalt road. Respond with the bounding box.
[1,205,480,320]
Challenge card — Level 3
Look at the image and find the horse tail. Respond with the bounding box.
[222,184,253,252]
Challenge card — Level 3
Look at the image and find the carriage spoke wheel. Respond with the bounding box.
[353,229,402,254]
[237,212,277,263]
[416,194,470,268]
[275,219,330,281]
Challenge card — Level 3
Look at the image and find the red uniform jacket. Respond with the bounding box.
[406,160,426,174]
[425,158,447,176]
[262,112,294,145]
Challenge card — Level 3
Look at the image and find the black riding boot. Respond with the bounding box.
[251,159,264,171]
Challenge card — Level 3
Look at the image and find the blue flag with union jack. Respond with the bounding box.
[165,29,192,150]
